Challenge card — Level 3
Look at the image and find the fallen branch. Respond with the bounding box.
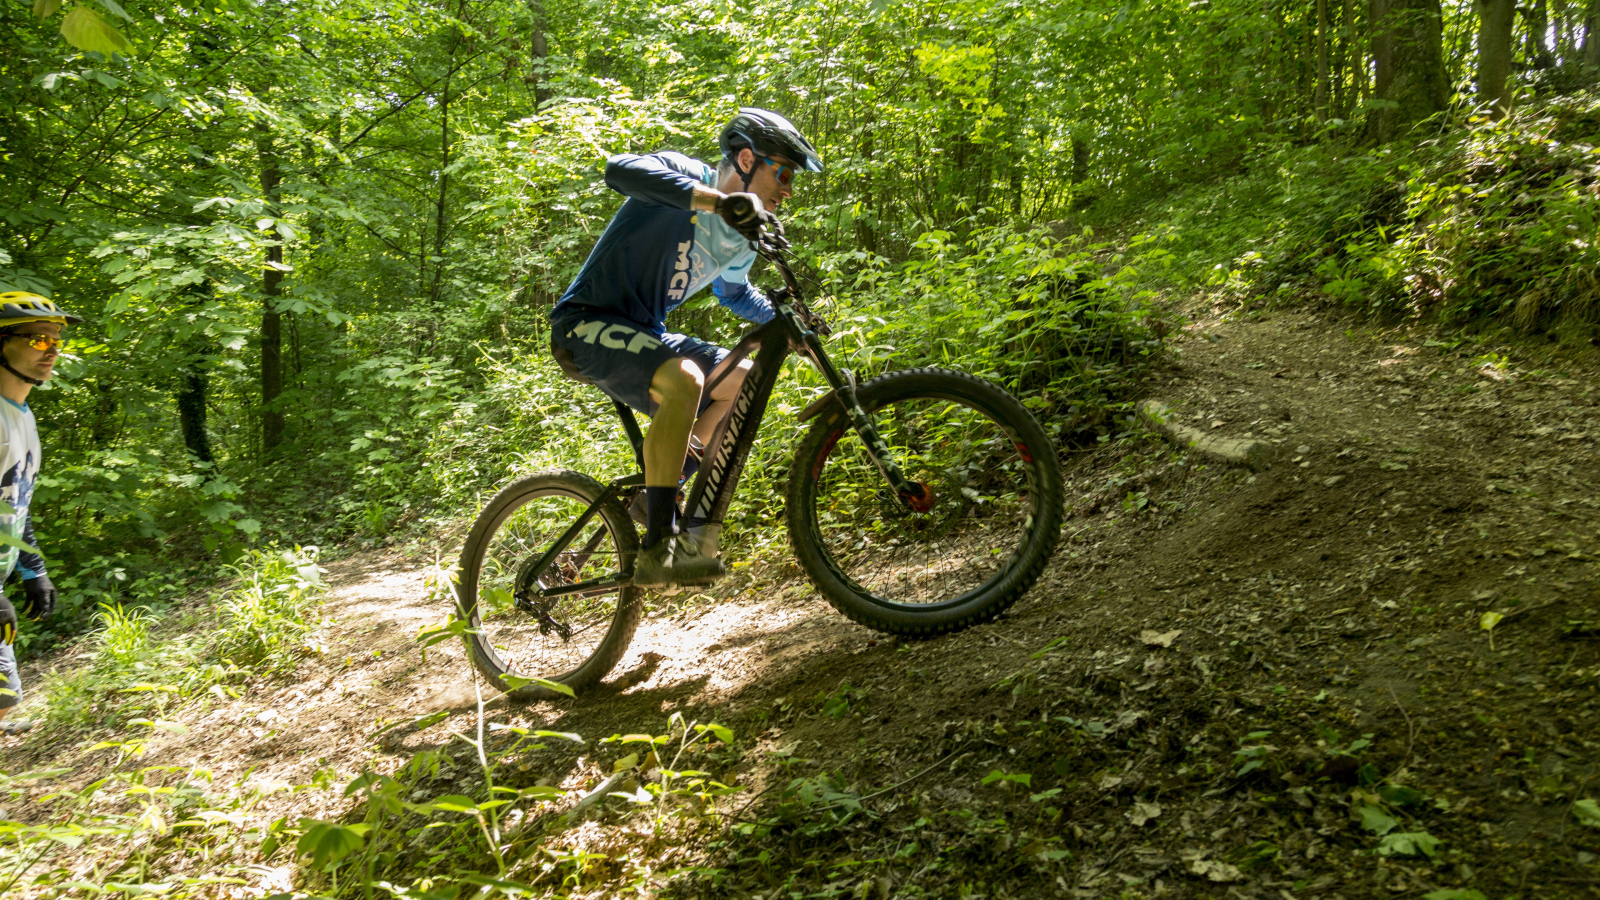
[1137,400,1277,471]
[564,770,632,825]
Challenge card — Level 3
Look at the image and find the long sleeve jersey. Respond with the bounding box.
[553,151,775,332]
[0,399,45,583]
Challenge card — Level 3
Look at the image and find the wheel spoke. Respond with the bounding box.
[460,477,639,694]
[805,391,1042,610]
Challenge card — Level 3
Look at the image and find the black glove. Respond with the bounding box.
[0,595,14,645]
[716,192,787,248]
[22,575,55,620]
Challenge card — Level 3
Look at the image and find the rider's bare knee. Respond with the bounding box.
[652,358,705,409]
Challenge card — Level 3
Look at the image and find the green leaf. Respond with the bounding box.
[1377,830,1441,858]
[462,875,540,897]
[1378,784,1424,807]
[1479,611,1503,632]
[821,695,850,718]
[295,820,367,869]
[128,718,188,733]
[701,723,734,744]
[408,710,449,731]
[1423,891,1487,900]
[1574,798,1600,828]
[93,0,131,21]
[531,729,584,744]
[0,523,41,560]
[426,794,480,813]
[343,772,381,796]
[371,881,459,900]
[33,0,64,18]
[1356,803,1398,836]
[60,5,133,54]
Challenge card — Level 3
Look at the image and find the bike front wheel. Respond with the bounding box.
[788,368,1065,635]
[457,470,643,700]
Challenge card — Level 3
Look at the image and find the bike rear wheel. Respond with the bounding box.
[788,368,1064,635]
[457,470,643,699]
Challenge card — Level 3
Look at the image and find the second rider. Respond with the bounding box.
[548,108,822,587]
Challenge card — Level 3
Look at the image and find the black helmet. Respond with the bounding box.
[720,108,824,173]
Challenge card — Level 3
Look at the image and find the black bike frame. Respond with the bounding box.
[526,245,921,600]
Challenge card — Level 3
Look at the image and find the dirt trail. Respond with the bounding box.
[5,307,1600,899]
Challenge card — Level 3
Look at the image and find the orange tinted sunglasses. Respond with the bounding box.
[10,334,66,352]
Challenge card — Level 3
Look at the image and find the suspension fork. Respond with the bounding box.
[798,330,933,512]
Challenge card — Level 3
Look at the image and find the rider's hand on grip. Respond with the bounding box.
[716,192,786,248]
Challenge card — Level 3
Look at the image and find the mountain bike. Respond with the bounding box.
[456,229,1066,699]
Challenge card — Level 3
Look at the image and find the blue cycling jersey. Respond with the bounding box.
[553,151,775,332]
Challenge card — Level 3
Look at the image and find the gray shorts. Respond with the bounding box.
[0,642,19,709]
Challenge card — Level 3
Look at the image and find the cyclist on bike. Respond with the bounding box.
[549,108,822,587]
[0,292,76,736]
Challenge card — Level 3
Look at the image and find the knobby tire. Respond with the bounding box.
[457,470,643,700]
[788,368,1065,635]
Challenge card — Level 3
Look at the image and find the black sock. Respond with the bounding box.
[643,486,678,549]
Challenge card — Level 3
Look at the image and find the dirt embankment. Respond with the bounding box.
[4,308,1599,900]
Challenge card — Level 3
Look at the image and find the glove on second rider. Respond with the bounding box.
[22,575,55,620]
[0,595,15,645]
[716,192,787,248]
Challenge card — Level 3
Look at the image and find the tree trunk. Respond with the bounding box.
[1525,0,1556,68]
[527,0,551,106]
[257,130,286,456]
[177,363,214,465]
[87,379,118,450]
[177,286,216,467]
[1478,0,1517,112]
[1317,0,1332,121]
[1586,0,1600,67]
[429,30,459,309]
[1071,132,1090,185]
[1337,0,1355,115]
[1370,0,1448,142]
[1070,129,1091,210]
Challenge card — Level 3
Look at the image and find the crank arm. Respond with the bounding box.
[536,573,631,599]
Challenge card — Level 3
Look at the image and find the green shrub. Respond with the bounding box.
[214,545,327,674]
[1148,91,1600,332]
[40,546,322,731]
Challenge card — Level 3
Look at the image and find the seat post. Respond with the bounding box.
[613,401,647,472]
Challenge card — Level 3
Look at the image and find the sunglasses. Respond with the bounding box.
[760,156,798,187]
[9,334,66,352]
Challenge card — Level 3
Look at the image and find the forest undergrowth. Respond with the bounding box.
[6,86,1600,900]
[5,297,1600,900]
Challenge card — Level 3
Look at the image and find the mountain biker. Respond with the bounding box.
[549,108,822,587]
[0,292,77,736]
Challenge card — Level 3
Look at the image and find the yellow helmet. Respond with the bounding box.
[0,291,84,327]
